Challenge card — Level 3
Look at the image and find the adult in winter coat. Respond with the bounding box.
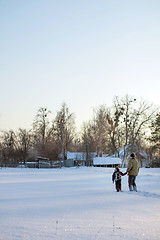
[127,153,139,191]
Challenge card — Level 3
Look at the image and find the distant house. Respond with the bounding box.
[50,160,63,168]
[25,156,50,168]
[25,162,37,168]
[117,145,149,167]
[60,152,97,167]
[93,157,121,167]
[36,156,50,168]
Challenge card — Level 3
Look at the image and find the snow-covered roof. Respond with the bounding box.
[93,157,121,165]
[139,149,148,159]
[66,152,97,160]
[118,145,148,159]
[67,152,86,160]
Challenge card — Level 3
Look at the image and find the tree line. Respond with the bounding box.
[0,95,160,167]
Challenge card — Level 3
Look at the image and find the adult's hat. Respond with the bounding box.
[130,153,135,158]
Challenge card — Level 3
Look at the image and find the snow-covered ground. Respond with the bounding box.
[0,167,160,240]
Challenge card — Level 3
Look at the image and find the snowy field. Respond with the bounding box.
[0,167,160,240]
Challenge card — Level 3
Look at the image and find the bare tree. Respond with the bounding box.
[148,113,160,164]
[94,105,108,156]
[32,107,52,156]
[105,108,123,155]
[53,103,75,165]
[16,128,33,164]
[114,95,137,156]
[81,121,97,165]
[0,130,17,165]
[82,105,109,157]
[113,95,158,165]
[129,100,157,149]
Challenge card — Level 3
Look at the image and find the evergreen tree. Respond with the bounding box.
[149,113,160,156]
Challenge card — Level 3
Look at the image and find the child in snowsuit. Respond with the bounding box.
[112,166,127,192]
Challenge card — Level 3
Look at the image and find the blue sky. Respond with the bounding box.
[0,0,160,131]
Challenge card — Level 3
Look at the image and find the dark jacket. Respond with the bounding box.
[112,168,127,182]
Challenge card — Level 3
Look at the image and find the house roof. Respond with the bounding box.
[66,152,97,160]
[118,145,148,159]
[93,157,121,165]
[67,152,86,160]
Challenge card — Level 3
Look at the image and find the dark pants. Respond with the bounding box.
[115,180,121,192]
[128,175,137,191]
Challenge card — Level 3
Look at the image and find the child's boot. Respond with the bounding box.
[129,186,133,191]
[133,186,137,192]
